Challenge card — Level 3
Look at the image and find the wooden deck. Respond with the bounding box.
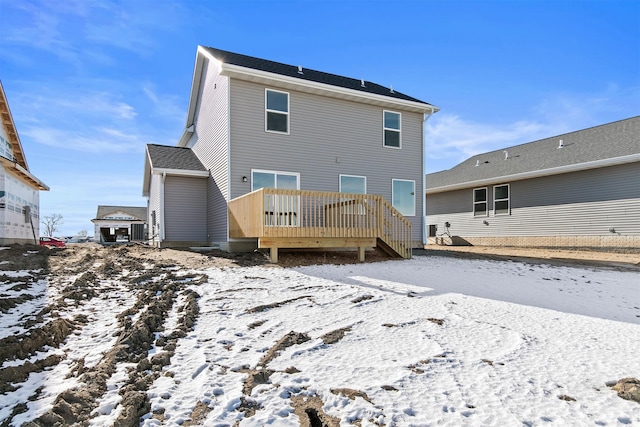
[228,188,412,262]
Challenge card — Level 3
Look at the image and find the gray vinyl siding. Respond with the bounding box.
[148,173,161,244]
[228,79,424,243]
[426,162,640,237]
[164,176,207,242]
[190,58,230,243]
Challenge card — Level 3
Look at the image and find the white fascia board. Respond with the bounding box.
[426,153,640,194]
[219,62,440,114]
[152,168,209,178]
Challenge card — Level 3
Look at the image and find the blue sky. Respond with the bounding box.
[1,0,638,237]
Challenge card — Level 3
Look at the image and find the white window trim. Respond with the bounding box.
[392,179,415,216]
[265,88,290,135]
[383,110,402,149]
[473,187,488,217]
[251,169,300,191]
[339,174,367,194]
[493,184,510,216]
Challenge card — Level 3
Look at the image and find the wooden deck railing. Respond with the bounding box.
[228,188,412,259]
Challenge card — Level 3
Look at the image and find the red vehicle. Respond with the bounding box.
[39,237,66,248]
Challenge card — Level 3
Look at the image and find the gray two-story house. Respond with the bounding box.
[143,46,439,261]
[426,117,640,249]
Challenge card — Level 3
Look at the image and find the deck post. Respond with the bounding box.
[270,247,278,263]
[358,246,365,262]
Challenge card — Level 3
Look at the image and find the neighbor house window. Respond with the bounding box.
[383,111,401,148]
[265,89,289,133]
[339,175,366,194]
[392,179,415,216]
[473,187,488,217]
[494,184,510,215]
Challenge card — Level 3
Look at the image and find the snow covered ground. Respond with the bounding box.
[1,247,639,426]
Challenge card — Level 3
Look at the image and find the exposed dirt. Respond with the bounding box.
[1,242,636,426]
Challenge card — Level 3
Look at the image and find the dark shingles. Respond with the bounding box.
[146,144,206,171]
[427,116,640,190]
[202,46,434,106]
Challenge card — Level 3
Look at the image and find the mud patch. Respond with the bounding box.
[609,377,640,403]
[290,395,340,427]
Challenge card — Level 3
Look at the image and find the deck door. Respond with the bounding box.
[252,170,300,226]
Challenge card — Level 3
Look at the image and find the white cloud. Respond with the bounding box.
[425,86,640,173]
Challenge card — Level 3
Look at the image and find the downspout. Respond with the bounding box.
[160,172,166,244]
[422,107,435,246]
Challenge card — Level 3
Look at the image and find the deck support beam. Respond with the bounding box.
[259,237,376,263]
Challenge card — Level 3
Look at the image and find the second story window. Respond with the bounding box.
[383,110,401,148]
[266,89,289,134]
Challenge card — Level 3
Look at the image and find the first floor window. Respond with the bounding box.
[473,187,488,217]
[383,111,401,148]
[265,89,289,133]
[392,179,415,216]
[339,175,366,194]
[494,184,510,215]
[252,170,300,226]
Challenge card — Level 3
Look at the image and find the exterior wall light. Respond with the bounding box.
[242,176,248,182]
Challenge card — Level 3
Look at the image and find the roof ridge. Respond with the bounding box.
[201,46,433,106]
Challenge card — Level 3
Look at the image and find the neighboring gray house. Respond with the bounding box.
[91,205,147,244]
[426,117,640,249]
[0,81,49,245]
[142,46,439,260]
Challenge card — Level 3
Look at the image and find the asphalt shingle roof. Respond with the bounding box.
[202,46,434,107]
[95,206,147,221]
[146,144,206,171]
[427,116,640,190]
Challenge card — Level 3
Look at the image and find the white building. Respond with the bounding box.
[91,205,147,244]
[0,81,49,245]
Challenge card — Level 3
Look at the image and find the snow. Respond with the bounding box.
[2,253,639,426]
[145,256,639,426]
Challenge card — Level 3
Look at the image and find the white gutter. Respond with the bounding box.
[153,168,209,178]
[422,106,436,245]
[427,153,640,194]
[219,62,440,114]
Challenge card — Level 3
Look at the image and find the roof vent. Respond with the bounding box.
[361,79,366,88]
[390,85,394,93]
[558,139,564,149]
[475,160,480,167]
[504,150,509,160]
[297,65,303,74]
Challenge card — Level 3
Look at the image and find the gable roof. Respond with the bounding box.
[142,144,209,197]
[201,46,434,107]
[94,205,147,221]
[427,116,640,193]
[146,144,207,171]
[0,81,48,191]
[178,46,439,145]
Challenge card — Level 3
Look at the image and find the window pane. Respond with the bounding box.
[252,172,275,190]
[267,112,288,132]
[340,176,365,194]
[474,188,487,202]
[495,200,509,213]
[392,180,415,216]
[384,111,400,130]
[277,174,298,190]
[494,185,508,200]
[474,203,487,216]
[267,90,288,112]
[384,130,400,147]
